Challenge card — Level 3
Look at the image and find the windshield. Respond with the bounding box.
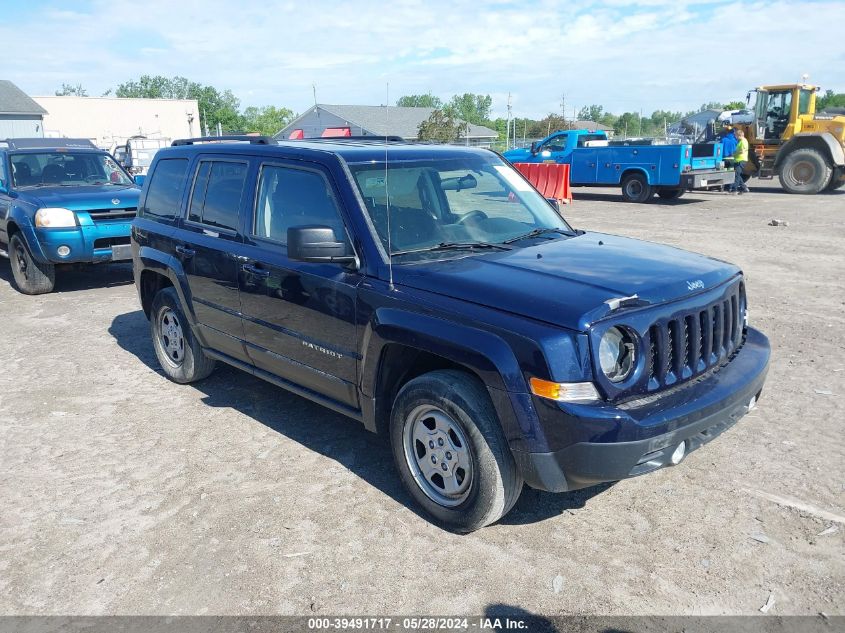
[348,154,572,256]
[10,151,133,188]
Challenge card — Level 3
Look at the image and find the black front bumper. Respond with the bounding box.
[680,168,734,190]
[513,328,769,493]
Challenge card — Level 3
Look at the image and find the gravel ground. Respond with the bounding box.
[0,184,843,617]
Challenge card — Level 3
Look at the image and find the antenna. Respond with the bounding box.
[385,82,393,290]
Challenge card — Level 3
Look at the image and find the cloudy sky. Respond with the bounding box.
[2,0,843,119]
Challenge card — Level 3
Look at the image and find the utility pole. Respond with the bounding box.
[506,92,512,149]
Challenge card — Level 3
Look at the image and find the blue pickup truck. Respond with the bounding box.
[503,130,734,202]
[131,136,769,532]
[0,138,141,294]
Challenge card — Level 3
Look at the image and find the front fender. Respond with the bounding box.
[360,307,525,396]
[8,205,49,263]
[776,132,845,167]
[358,308,551,450]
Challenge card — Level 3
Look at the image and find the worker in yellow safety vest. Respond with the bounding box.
[730,129,750,194]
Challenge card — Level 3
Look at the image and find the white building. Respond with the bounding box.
[32,96,201,149]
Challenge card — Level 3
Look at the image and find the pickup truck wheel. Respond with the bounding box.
[390,369,523,532]
[150,287,215,384]
[778,148,832,194]
[621,173,654,203]
[9,233,55,295]
[657,188,685,200]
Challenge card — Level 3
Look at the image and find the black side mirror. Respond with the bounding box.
[287,225,356,265]
[546,197,560,212]
[530,142,538,154]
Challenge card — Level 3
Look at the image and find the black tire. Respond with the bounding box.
[150,287,215,384]
[825,172,845,191]
[778,148,833,194]
[389,369,523,532]
[9,233,55,295]
[621,173,654,203]
[657,188,685,200]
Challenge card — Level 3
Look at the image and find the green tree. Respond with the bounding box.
[55,83,87,96]
[724,101,746,110]
[239,106,295,136]
[445,93,492,125]
[417,109,467,143]
[396,93,442,108]
[699,101,724,112]
[577,104,604,122]
[614,112,641,137]
[114,75,242,134]
[817,89,845,110]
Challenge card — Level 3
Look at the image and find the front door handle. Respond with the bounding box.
[175,245,195,258]
[242,263,270,278]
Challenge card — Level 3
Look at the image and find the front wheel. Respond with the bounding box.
[621,173,654,203]
[390,370,523,532]
[150,287,216,384]
[778,148,833,194]
[9,233,55,295]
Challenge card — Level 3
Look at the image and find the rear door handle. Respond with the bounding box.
[175,245,195,258]
[242,263,270,278]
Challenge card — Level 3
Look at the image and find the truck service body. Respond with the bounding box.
[503,129,735,202]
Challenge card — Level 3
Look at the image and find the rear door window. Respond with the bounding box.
[141,158,189,219]
[253,164,346,244]
[188,160,248,232]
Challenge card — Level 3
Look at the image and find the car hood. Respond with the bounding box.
[502,148,534,163]
[393,232,740,331]
[24,185,140,211]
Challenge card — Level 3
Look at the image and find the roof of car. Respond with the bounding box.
[159,138,496,164]
[1,138,101,151]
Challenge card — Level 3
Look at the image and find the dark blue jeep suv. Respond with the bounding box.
[0,138,141,294]
[131,136,770,532]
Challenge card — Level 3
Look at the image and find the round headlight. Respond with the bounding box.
[598,326,637,383]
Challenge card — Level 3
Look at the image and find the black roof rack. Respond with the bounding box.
[284,135,405,143]
[1,137,98,150]
[171,135,275,146]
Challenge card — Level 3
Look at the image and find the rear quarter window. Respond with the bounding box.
[141,158,190,220]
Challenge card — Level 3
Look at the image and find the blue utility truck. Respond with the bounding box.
[503,130,734,202]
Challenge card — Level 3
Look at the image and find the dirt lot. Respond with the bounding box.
[0,184,843,617]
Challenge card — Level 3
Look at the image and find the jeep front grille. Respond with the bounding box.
[646,285,745,390]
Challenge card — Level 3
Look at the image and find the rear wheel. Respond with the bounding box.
[9,233,55,295]
[657,188,685,200]
[150,287,216,383]
[621,173,654,203]
[389,369,523,532]
[778,148,833,194]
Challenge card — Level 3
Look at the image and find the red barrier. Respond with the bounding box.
[513,162,572,204]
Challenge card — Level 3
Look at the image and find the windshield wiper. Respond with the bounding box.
[391,241,511,257]
[502,227,572,244]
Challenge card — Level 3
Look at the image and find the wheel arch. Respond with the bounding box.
[776,133,844,168]
[360,309,527,437]
[619,167,651,185]
[135,246,196,325]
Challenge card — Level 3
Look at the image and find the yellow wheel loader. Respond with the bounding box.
[737,84,845,194]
